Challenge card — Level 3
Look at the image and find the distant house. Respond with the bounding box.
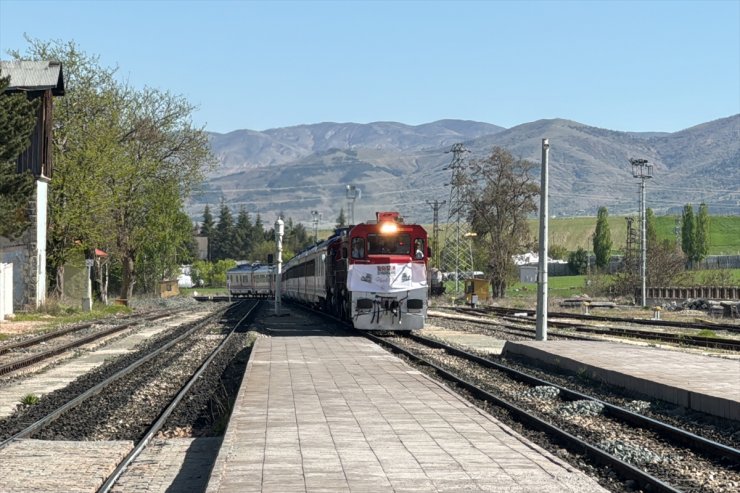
[0,60,65,310]
[516,251,571,282]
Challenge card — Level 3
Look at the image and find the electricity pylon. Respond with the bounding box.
[440,143,474,294]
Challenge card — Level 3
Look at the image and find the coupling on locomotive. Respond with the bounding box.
[281,211,429,331]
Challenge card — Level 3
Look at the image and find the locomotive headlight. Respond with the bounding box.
[380,222,398,234]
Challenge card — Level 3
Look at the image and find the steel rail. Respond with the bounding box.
[407,333,740,465]
[97,300,260,493]
[434,307,740,350]
[0,305,231,450]
[495,314,740,351]
[366,332,682,493]
[0,310,187,376]
[452,305,740,333]
[0,310,174,356]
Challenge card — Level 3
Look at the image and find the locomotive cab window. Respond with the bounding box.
[351,238,365,258]
[414,238,425,259]
[367,233,411,255]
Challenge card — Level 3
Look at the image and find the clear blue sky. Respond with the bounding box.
[1,0,738,134]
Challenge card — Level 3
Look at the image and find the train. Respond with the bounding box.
[282,211,429,331]
[226,263,275,298]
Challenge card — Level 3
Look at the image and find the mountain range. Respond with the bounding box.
[190,114,740,227]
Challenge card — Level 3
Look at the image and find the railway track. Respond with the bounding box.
[437,306,740,351]
[367,332,740,493]
[0,300,259,491]
[0,309,189,376]
[453,305,740,333]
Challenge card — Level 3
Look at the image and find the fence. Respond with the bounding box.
[691,255,740,270]
[0,263,12,320]
[640,286,740,301]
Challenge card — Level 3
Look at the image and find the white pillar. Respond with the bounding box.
[536,139,550,341]
[35,178,49,307]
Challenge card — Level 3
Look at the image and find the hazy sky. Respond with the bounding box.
[1,0,738,134]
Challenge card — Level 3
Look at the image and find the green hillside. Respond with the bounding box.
[527,215,740,255]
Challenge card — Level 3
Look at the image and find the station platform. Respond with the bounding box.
[503,340,740,421]
[206,309,606,492]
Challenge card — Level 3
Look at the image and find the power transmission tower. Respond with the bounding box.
[426,199,446,268]
[441,143,474,295]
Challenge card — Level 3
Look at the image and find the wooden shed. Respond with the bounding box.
[0,60,64,309]
[1,60,65,178]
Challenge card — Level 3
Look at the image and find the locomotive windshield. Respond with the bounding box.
[367,233,411,255]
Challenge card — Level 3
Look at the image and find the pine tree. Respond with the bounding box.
[254,214,265,240]
[336,207,347,228]
[200,204,215,238]
[593,206,612,270]
[234,206,253,261]
[213,200,235,260]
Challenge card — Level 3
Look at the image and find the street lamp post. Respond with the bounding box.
[275,218,284,315]
[311,210,321,243]
[630,158,653,307]
[345,185,360,225]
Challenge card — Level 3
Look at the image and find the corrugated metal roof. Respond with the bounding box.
[0,60,65,95]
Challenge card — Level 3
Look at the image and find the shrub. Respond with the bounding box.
[20,393,40,406]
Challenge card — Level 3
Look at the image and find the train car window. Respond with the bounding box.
[341,247,347,259]
[351,238,365,258]
[414,238,425,259]
[368,233,411,255]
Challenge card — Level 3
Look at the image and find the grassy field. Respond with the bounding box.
[322,215,739,256]
[180,287,228,297]
[523,215,740,255]
[439,268,740,304]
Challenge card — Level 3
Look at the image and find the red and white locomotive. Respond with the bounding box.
[282,211,429,331]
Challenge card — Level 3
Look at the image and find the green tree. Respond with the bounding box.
[200,204,215,238]
[548,244,569,261]
[681,204,695,262]
[233,206,254,261]
[135,182,195,291]
[254,214,265,241]
[213,200,235,260]
[645,208,658,248]
[0,71,39,239]
[10,39,126,297]
[592,206,612,271]
[112,86,214,299]
[695,203,709,262]
[336,207,347,228]
[568,247,589,275]
[11,39,214,301]
[463,147,539,298]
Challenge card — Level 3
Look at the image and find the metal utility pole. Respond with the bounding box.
[426,199,446,267]
[311,210,322,242]
[441,143,474,295]
[346,185,360,225]
[630,158,653,307]
[274,217,284,315]
[536,139,550,341]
